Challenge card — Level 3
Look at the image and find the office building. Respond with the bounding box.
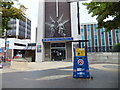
[36,1,82,62]
[80,23,120,52]
[7,16,31,39]
[0,38,36,62]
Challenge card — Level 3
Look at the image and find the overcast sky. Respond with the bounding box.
[19,0,39,43]
[19,0,97,42]
[79,1,97,24]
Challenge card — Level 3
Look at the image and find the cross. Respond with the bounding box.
[56,0,59,17]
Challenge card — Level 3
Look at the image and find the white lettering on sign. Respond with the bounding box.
[79,49,84,50]
[78,72,85,75]
[77,68,82,71]
[77,68,85,71]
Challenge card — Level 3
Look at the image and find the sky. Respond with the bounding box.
[19,0,39,43]
[18,0,97,42]
[79,1,97,24]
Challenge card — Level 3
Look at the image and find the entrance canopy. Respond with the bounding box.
[69,40,88,42]
[42,37,73,42]
[42,37,88,42]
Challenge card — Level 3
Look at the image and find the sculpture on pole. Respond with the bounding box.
[45,16,56,38]
[45,14,69,37]
[57,14,69,37]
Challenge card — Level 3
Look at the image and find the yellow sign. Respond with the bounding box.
[75,48,85,56]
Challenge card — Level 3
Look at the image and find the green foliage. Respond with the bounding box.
[0,0,27,37]
[111,43,120,52]
[83,2,120,32]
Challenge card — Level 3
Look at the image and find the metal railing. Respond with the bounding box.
[87,46,114,52]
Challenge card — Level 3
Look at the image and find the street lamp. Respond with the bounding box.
[0,11,7,62]
[77,2,81,48]
[4,29,7,62]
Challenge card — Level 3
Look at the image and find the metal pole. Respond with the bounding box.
[77,2,81,48]
[4,29,7,62]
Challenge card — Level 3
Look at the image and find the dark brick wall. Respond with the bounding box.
[84,25,87,47]
[112,30,116,44]
[91,24,94,51]
[45,1,71,38]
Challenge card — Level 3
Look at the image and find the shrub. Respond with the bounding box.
[111,43,120,52]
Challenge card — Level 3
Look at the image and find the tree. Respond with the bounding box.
[83,2,120,31]
[0,0,27,61]
[83,1,120,42]
[0,0,27,37]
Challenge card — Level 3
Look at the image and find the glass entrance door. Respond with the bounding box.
[51,43,66,61]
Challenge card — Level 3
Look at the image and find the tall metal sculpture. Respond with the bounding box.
[45,14,69,37]
[45,16,56,38]
[57,14,69,37]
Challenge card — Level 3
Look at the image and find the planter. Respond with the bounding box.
[10,58,29,70]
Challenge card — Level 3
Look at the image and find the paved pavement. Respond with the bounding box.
[0,69,2,90]
[2,61,73,73]
[1,62,120,88]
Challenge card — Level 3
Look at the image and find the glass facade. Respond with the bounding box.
[8,19,16,25]
[86,25,91,52]
[115,29,119,43]
[81,28,84,33]
[7,17,31,39]
[94,35,98,46]
[79,23,119,52]
[100,28,105,52]
[81,36,84,48]
[101,28,105,46]
[93,24,98,47]
[80,26,85,48]
[94,24,97,32]
[19,20,26,38]
[27,19,31,39]
[51,43,66,61]
[7,19,17,36]
[108,31,112,46]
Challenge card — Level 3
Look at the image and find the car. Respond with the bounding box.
[5,58,12,62]
[16,54,22,58]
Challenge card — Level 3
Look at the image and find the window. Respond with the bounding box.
[94,24,97,32]
[87,25,90,32]
[81,36,84,48]
[9,20,16,24]
[108,31,112,46]
[82,36,84,40]
[94,35,98,46]
[115,29,119,43]
[81,28,84,33]
[88,35,91,47]
[86,24,91,47]
[51,43,65,47]
[101,28,105,46]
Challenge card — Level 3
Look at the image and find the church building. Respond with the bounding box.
[36,0,80,62]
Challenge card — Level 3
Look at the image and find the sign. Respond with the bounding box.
[42,37,73,42]
[0,48,2,53]
[77,59,84,65]
[0,48,3,57]
[6,41,9,50]
[37,45,42,52]
[73,48,91,78]
[76,48,85,56]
